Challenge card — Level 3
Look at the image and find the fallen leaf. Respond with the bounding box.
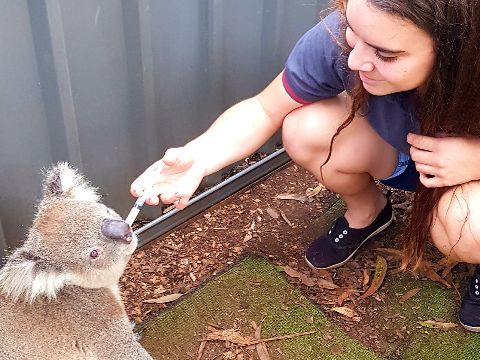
[279,210,294,227]
[425,269,451,288]
[243,232,253,242]
[439,257,458,279]
[275,193,307,202]
[418,260,452,288]
[362,269,370,286]
[283,266,316,287]
[317,278,339,290]
[399,288,421,303]
[437,256,458,268]
[265,207,280,219]
[323,334,333,341]
[256,345,270,360]
[331,344,345,355]
[359,256,387,301]
[337,289,358,306]
[441,265,456,279]
[143,293,183,304]
[223,350,237,359]
[418,320,458,330]
[306,184,324,197]
[312,268,332,280]
[253,322,271,360]
[305,315,314,324]
[331,306,356,318]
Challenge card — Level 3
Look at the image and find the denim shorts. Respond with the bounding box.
[379,151,419,192]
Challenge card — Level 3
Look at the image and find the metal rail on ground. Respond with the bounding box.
[135,148,290,248]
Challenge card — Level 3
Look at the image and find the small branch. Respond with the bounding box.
[197,340,206,360]
[253,330,316,345]
[201,330,316,346]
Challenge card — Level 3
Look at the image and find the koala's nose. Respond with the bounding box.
[101,219,132,243]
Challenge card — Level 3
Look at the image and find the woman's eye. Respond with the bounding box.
[374,50,398,63]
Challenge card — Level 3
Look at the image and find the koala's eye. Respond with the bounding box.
[90,249,100,259]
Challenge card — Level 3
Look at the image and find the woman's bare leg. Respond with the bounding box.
[431,181,480,332]
[430,181,480,264]
[282,92,398,228]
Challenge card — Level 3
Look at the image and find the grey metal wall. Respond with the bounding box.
[0,0,330,257]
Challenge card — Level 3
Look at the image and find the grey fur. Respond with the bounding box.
[0,163,153,360]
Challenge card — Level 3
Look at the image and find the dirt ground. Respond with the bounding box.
[120,162,471,354]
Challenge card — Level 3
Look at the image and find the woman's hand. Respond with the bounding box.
[407,133,480,188]
[130,147,207,210]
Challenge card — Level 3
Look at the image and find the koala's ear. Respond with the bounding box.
[43,162,100,202]
[0,250,69,303]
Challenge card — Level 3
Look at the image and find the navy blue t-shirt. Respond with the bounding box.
[282,11,419,155]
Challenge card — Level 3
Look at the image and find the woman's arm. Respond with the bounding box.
[131,71,302,208]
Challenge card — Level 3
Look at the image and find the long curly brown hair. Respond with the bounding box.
[324,0,480,269]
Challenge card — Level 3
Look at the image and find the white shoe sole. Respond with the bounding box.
[460,321,480,333]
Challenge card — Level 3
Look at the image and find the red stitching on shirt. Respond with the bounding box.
[282,71,312,105]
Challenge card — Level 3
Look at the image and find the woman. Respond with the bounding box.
[131,0,480,332]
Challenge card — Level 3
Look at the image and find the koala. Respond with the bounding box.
[0,163,153,360]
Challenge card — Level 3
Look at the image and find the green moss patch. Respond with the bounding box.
[139,255,379,360]
[376,274,480,359]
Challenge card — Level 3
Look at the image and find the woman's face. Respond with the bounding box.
[345,0,436,96]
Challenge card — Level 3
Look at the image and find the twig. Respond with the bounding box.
[452,280,461,299]
[202,330,316,346]
[245,330,316,345]
[209,352,224,360]
[197,340,206,360]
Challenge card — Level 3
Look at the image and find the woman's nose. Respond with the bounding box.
[348,42,375,72]
[101,219,132,243]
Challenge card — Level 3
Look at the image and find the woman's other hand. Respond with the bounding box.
[407,133,480,188]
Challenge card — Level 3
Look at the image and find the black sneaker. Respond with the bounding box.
[459,265,480,332]
[305,192,393,270]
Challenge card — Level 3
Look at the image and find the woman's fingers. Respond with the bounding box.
[130,160,166,197]
[409,146,440,167]
[414,162,437,177]
[172,195,190,210]
[419,172,445,188]
[130,147,202,209]
[145,195,160,206]
[407,133,438,152]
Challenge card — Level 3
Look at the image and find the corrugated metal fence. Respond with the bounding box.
[0,0,329,258]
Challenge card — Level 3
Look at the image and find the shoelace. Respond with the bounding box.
[473,268,480,297]
[328,221,348,244]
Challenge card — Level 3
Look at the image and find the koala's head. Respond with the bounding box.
[0,163,138,303]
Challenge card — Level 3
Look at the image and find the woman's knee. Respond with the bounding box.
[282,96,348,164]
[431,182,480,263]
